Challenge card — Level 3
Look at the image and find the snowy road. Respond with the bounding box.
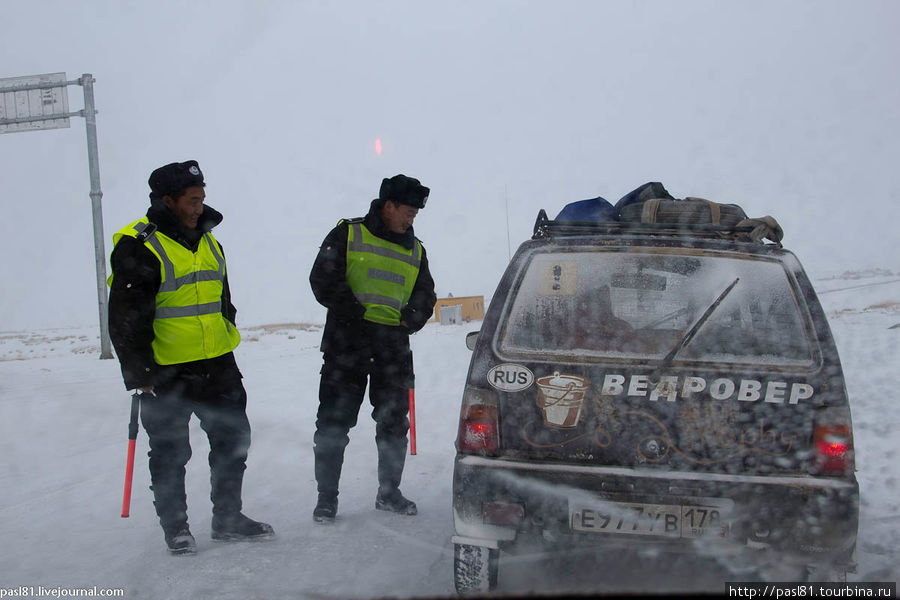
[0,271,897,598]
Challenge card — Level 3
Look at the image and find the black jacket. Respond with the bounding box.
[309,198,437,355]
[108,200,237,390]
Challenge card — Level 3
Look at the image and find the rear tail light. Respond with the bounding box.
[813,406,855,476]
[457,386,499,455]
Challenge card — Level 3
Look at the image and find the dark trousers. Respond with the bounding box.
[140,355,251,531]
[313,341,413,498]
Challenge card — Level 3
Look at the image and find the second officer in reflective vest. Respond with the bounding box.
[309,174,436,522]
[108,160,273,554]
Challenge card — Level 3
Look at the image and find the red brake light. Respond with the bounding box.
[818,437,849,457]
[458,404,499,455]
[814,422,854,475]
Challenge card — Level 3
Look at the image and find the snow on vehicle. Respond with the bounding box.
[451,203,858,594]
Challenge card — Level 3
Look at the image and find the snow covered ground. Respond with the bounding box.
[0,270,898,598]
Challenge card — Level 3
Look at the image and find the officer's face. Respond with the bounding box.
[165,187,206,229]
[382,200,419,234]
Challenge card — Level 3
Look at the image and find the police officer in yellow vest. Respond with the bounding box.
[309,174,436,522]
[108,160,273,554]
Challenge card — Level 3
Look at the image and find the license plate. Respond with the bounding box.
[569,499,732,538]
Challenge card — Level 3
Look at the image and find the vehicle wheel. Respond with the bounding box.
[453,543,499,595]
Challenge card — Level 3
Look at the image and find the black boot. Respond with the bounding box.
[154,495,193,553]
[313,493,338,523]
[313,429,347,524]
[375,488,418,515]
[375,438,416,514]
[211,512,275,541]
[375,437,415,514]
[376,437,408,487]
[207,411,250,519]
[163,524,197,555]
[150,477,189,544]
[313,437,346,499]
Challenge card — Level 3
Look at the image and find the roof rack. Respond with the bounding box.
[531,209,756,240]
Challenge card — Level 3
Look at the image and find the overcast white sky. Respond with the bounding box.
[2,0,898,333]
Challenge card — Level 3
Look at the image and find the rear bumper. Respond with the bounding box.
[452,454,858,568]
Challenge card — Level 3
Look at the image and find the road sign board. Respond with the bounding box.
[0,72,70,133]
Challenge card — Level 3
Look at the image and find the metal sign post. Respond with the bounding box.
[79,74,112,360]
[1,72,113,359]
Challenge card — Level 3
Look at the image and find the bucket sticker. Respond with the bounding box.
[487,364,534,392]
[535,372,590,429]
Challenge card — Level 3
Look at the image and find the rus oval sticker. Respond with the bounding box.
[487,364,534,392]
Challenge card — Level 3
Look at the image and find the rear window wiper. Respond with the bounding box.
[650,277,740,380]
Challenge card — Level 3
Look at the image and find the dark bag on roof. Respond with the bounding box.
[614,182,675,211]
[555,196,619,222]
[616,181,748,227]
[619,196,749,226]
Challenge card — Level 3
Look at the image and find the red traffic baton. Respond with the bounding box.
[409,388,417,456]
[121,392,141,518]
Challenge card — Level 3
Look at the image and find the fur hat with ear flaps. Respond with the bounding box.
[148,160,205,199]
[379,174,429,208]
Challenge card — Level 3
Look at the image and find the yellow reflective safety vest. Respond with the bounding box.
[110,217,241,365]
[345,221,422,326]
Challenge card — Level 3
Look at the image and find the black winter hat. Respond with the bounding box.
[379,174,429,208]
[148,160,205,198]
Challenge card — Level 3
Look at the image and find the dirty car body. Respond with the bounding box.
[452,216,858,594]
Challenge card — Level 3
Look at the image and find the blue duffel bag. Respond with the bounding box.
[555,195,619,222]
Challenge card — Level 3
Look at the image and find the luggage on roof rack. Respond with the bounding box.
[532,209,751,239]
[545,182,784,245]
[532,208,783,246]
[615,182,748,226]
[555,196,618,222]
[615,182,675,211]
[619,196,748,226]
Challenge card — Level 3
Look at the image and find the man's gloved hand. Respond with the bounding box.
[400,307,425,333]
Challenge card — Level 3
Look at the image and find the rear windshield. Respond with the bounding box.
[497,249,816,368]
